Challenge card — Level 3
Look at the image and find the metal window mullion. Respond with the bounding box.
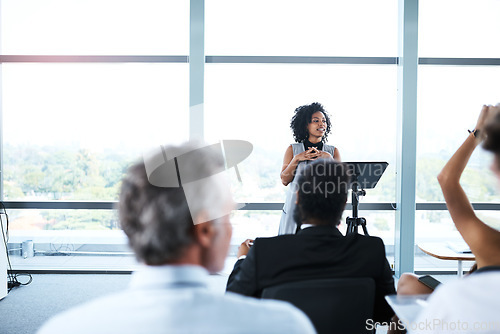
[0,55,188,63]
[4,201,500,210]
[189,0,205,140]
[205,56,397,65]
[419,58,500,66]
[395,0,418,278]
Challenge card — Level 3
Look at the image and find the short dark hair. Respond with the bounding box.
[118,143,226,265]
[483,112,500,169]
[290,102,332,143]
[294,160,351,226]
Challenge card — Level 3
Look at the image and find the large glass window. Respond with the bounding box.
[1,0,188,271]
[1,0,189,55]
[415,68,500,268]
[205,64,397,204]
[416,66,500,204]
[419,0,500,58]
[2,62,188,270]
[416,0,500,272]
[206,0,397,56]
[3,63,189,201]
[205,63,397,267]
[7,209,137,271]
[6,1,500,273]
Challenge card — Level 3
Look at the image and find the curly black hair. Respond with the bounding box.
[290,102,332,143]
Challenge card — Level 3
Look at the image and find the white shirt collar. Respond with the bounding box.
[300,224,314,230]
[130,264,209,290]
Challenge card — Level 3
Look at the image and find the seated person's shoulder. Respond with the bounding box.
[252,234,296,248]
[349,233,386,248]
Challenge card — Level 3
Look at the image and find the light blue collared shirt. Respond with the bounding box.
[37,265,316,334]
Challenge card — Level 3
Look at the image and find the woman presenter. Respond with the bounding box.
[278,102,341,235]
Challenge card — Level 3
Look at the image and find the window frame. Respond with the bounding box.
[1,0,500,275]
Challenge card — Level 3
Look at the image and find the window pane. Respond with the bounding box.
[341,210,395,252]
[1,0,188,55]
[419,0,500,58]
[417,66,500,203]
[412,210,500,272]
[205,64,397,203]
[7,209,137,271]
[2,63,189,201]
[206,0,397,56]
[230,210,281,248]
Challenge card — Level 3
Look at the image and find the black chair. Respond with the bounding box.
[261,277,375,334]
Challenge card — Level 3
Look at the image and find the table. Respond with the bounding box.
[418,243,475,277]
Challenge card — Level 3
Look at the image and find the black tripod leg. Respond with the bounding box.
[346,220,354,235]
[362,223,369,236]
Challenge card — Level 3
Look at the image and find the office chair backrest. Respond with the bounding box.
[261,277,375,334]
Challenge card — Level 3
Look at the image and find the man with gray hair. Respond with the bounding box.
[37,142,315,334]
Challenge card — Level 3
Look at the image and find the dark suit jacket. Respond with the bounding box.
[226,225,395,322]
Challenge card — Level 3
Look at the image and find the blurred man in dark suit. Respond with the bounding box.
[227,159,395,323]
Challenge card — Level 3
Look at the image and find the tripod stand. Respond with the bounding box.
[345,162,388,236]
[346,176,369,235]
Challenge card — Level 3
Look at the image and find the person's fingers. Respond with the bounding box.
[476,105,490,130]
[241,239,252,246]
[488,104,500,116]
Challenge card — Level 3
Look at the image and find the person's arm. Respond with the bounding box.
[226,239,259,297]
[280,145,318,186]
[437,105,500,267]
[333,147,341,161]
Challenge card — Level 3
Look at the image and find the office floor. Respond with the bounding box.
[1,274,132,334]
[0,273,461,334]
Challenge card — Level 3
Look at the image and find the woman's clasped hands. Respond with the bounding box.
[294,147,332,162]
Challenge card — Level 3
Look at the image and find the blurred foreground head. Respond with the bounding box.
[118,142,234,272]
